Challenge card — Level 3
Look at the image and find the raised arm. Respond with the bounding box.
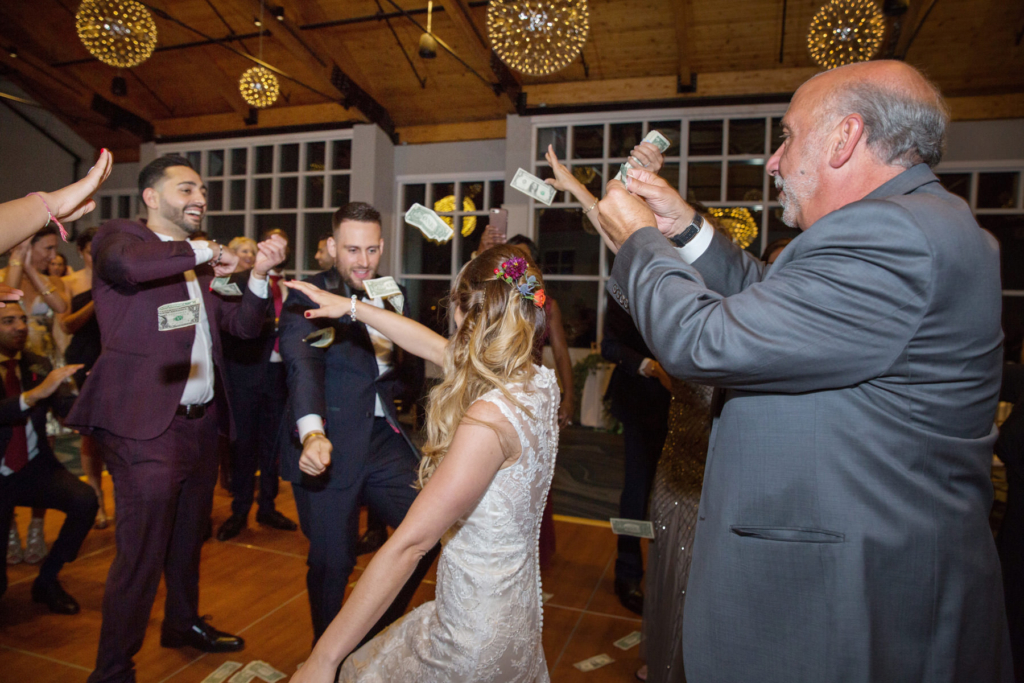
[0,149,112,254]
[291,400,515,682]
[284,280,448,367]
[93,228,209,286]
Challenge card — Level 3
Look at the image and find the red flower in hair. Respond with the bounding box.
[533,289,546,307]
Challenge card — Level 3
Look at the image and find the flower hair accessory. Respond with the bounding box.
[494,256,546,307]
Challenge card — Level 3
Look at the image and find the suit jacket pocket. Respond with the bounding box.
[730,526,844,543]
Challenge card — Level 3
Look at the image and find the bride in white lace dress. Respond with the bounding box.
[285,246,558,683]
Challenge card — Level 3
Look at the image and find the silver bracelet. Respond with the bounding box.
[582,198,599,215]
[350,294,358,322]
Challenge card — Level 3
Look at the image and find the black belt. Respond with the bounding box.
[175,401,212,419]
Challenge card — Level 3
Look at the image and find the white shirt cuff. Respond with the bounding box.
[248,274,269,299]
[297,414,325,443]
[674,222,714,264]
[189,240,214,265]
[639,358,655,377]
[19,394,29,411]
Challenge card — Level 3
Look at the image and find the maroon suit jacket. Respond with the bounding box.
[65,219,267,441]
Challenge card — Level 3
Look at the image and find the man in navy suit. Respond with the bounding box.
[279,201,436,645]
[0,303,95,614]
[66,156,287,683]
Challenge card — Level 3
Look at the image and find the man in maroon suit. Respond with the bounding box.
[66,156,286,683]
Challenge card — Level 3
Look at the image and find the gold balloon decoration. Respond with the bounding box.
[75,0,158,68]
[433,195,478,237]
[487,0,589,77]
[807,0,886,70]
[708,207,759,249]
[239,66,280,109]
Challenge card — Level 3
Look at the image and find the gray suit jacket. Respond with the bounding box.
[608,164,1012,682]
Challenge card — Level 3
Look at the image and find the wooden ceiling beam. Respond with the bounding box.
[217,0,395,135]
[670,0,694,91]
[153,101,365,139]
[442,0,520,111]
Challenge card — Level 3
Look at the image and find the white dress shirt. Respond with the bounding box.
[158,235,269,406]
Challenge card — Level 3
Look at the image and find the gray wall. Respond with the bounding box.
[394,138,506,177]
[945,120,1024,163]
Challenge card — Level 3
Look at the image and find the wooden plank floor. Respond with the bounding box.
[1,474,648,682]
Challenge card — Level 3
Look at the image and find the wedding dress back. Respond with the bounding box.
[339,365,559,682]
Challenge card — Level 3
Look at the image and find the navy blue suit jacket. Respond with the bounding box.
[277,269,423,490]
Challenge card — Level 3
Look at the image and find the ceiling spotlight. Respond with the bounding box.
[272,6,284,21]
[8,47,17,59]
[419,1,437,59]
[253,17,262,27]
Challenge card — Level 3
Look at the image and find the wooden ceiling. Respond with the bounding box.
[1,0,1022,160]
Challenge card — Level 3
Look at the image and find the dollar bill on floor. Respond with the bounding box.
[201,661,243,683]
[227,663,257,683]
[614,630,643,650]
[643,129,672,153]
[574,654,615,672]
[405,203,454,243]
[511,168,556,206]
[610,517,656,539]
[542,591,554,604]
[210,276,243,296]
[248,660,286,682]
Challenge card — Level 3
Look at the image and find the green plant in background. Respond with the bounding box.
[570,353,621,433]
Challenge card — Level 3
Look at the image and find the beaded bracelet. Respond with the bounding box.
[26,193,69,242]
[350,294,358,322]
[210,243,224,267]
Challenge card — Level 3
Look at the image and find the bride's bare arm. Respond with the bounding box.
[291,401,517,682]
[284,279,448,367]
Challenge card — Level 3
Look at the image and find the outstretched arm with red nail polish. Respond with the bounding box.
[0,149,113,254]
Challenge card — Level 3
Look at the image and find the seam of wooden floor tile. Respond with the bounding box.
[551,514,612,529]
[0,644,93,672]
[550,553,615,670]
[157,590,308,683]
[5,543,116,588]
[544,602,642,624]
[220,541,308,560]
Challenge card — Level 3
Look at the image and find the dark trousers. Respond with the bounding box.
[88,407,219,683]
[998,364,1024,682]
[229,362,286,516]
[0,453,98,595]
[293,417,440,645]
[615,404,670,582]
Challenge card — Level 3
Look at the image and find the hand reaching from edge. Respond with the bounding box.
[42,149,114,224]
[0,284,23,307]
[543,144,583,193]
[24,365,84,406]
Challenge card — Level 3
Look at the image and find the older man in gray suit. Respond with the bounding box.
[594,61,1012,681]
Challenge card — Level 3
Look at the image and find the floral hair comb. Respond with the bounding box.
[494,256,545,307]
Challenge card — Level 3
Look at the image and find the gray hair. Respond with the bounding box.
[821,73,950,168]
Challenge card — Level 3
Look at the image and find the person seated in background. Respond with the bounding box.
[217,229,298,541]
[0,303,93,614]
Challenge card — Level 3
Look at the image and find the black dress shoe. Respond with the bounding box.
[615,577,644,616]
[216,513,247,541]
[31,577,80,615]
[255,509,297,531]
[160,617,245,652]
[354,526,388,556]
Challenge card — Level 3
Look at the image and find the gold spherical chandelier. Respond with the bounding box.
[75,0,158,69]
[708,208,758,250]
[807,0,886,70]
[238,65,280,109]
[487,0,589,77]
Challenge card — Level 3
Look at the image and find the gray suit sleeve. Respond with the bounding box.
[692,227,767,296]
[609,201,933,393]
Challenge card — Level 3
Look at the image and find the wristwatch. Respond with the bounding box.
[669,212,704,248]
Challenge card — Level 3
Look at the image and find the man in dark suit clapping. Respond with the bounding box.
[0,303,93,614]
[279,201,436,646]
[66,156,287,683]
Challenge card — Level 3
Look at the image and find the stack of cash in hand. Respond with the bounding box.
[511,168,556,206]
[406,203,454,243]
[615,129,672,185]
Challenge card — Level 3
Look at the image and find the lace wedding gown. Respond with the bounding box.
[338,365,559,683]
